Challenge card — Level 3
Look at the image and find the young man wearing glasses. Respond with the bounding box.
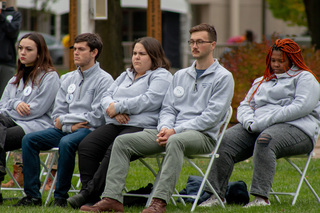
[80,23,235,213]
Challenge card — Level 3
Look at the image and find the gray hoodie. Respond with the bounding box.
[101,67,172,129]
[0,71,60,134]
[237,66,320,144]
[53,62,114,133]
[158,60,235,141]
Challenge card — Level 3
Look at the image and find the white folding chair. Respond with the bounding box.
[1,149,57,199]
[270,152,320,205]
[0,151,26,199]
[42,148,81,206]
[1,148,80,206]
[125,106,232,212]
[42,148,59,206]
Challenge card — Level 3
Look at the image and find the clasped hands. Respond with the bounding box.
[54,117,89,132]
[156,128,175,147]
[106,102,130,124]
[105,103,175,145]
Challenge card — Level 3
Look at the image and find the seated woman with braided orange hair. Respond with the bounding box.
[199,38,320,208]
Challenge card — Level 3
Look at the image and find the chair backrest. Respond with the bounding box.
[183,106,233,211]
[188,106,233,158]
[211,105,233,156]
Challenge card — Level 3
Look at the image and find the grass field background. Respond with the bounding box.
[1,155,320,213]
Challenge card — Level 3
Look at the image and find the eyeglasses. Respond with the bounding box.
[188,40,213,46]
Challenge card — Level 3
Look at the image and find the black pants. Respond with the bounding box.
[0,114,25,181]
[77,124,143,202]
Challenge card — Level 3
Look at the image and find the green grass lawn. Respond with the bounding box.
[1,155,320,212]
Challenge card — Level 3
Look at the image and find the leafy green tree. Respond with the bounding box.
[267,0,307,26]
[267,0,320,50]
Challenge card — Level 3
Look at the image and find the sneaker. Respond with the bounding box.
[54,198,67,207]
[199,195,226,207]
[142,198,166,213]
[67,193,86,209]
[13,196,42,206]
[243,197,270,208]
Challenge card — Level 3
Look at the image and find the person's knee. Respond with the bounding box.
[112,139,124,153]
[257,133,272,146]
[166,135,184,151]
[114,134,131,148]
[59,137,78,151]
[78,138,90,152]
[22,134,36,149]
[113,134,140,155]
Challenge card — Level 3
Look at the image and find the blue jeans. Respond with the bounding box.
[22,128,91,199]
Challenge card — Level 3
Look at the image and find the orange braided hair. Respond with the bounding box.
[248,38,320,104]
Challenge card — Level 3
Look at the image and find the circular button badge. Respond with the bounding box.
[173,86,184,98]
[6,15,13,23]
[67,83,76,94]
[66,93,74,103]
[23,86,32,96]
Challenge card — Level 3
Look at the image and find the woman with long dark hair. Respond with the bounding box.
[0,32,60,193]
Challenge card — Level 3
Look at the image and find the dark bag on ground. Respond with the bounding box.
[225,180,249,205]
[178,175,249,205]
[123,183,153,207]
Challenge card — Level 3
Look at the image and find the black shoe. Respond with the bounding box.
[67,193,86,209]
[54,198,67,207]
[13,196,42,206]
[83,201,97,207]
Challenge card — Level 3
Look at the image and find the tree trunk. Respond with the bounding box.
[95,0,124,79]
[303,0,320,50]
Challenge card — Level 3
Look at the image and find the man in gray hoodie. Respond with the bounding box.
[80,23,235,213]
[13,33,114,207]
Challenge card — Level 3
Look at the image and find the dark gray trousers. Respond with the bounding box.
[206,123,313,199]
